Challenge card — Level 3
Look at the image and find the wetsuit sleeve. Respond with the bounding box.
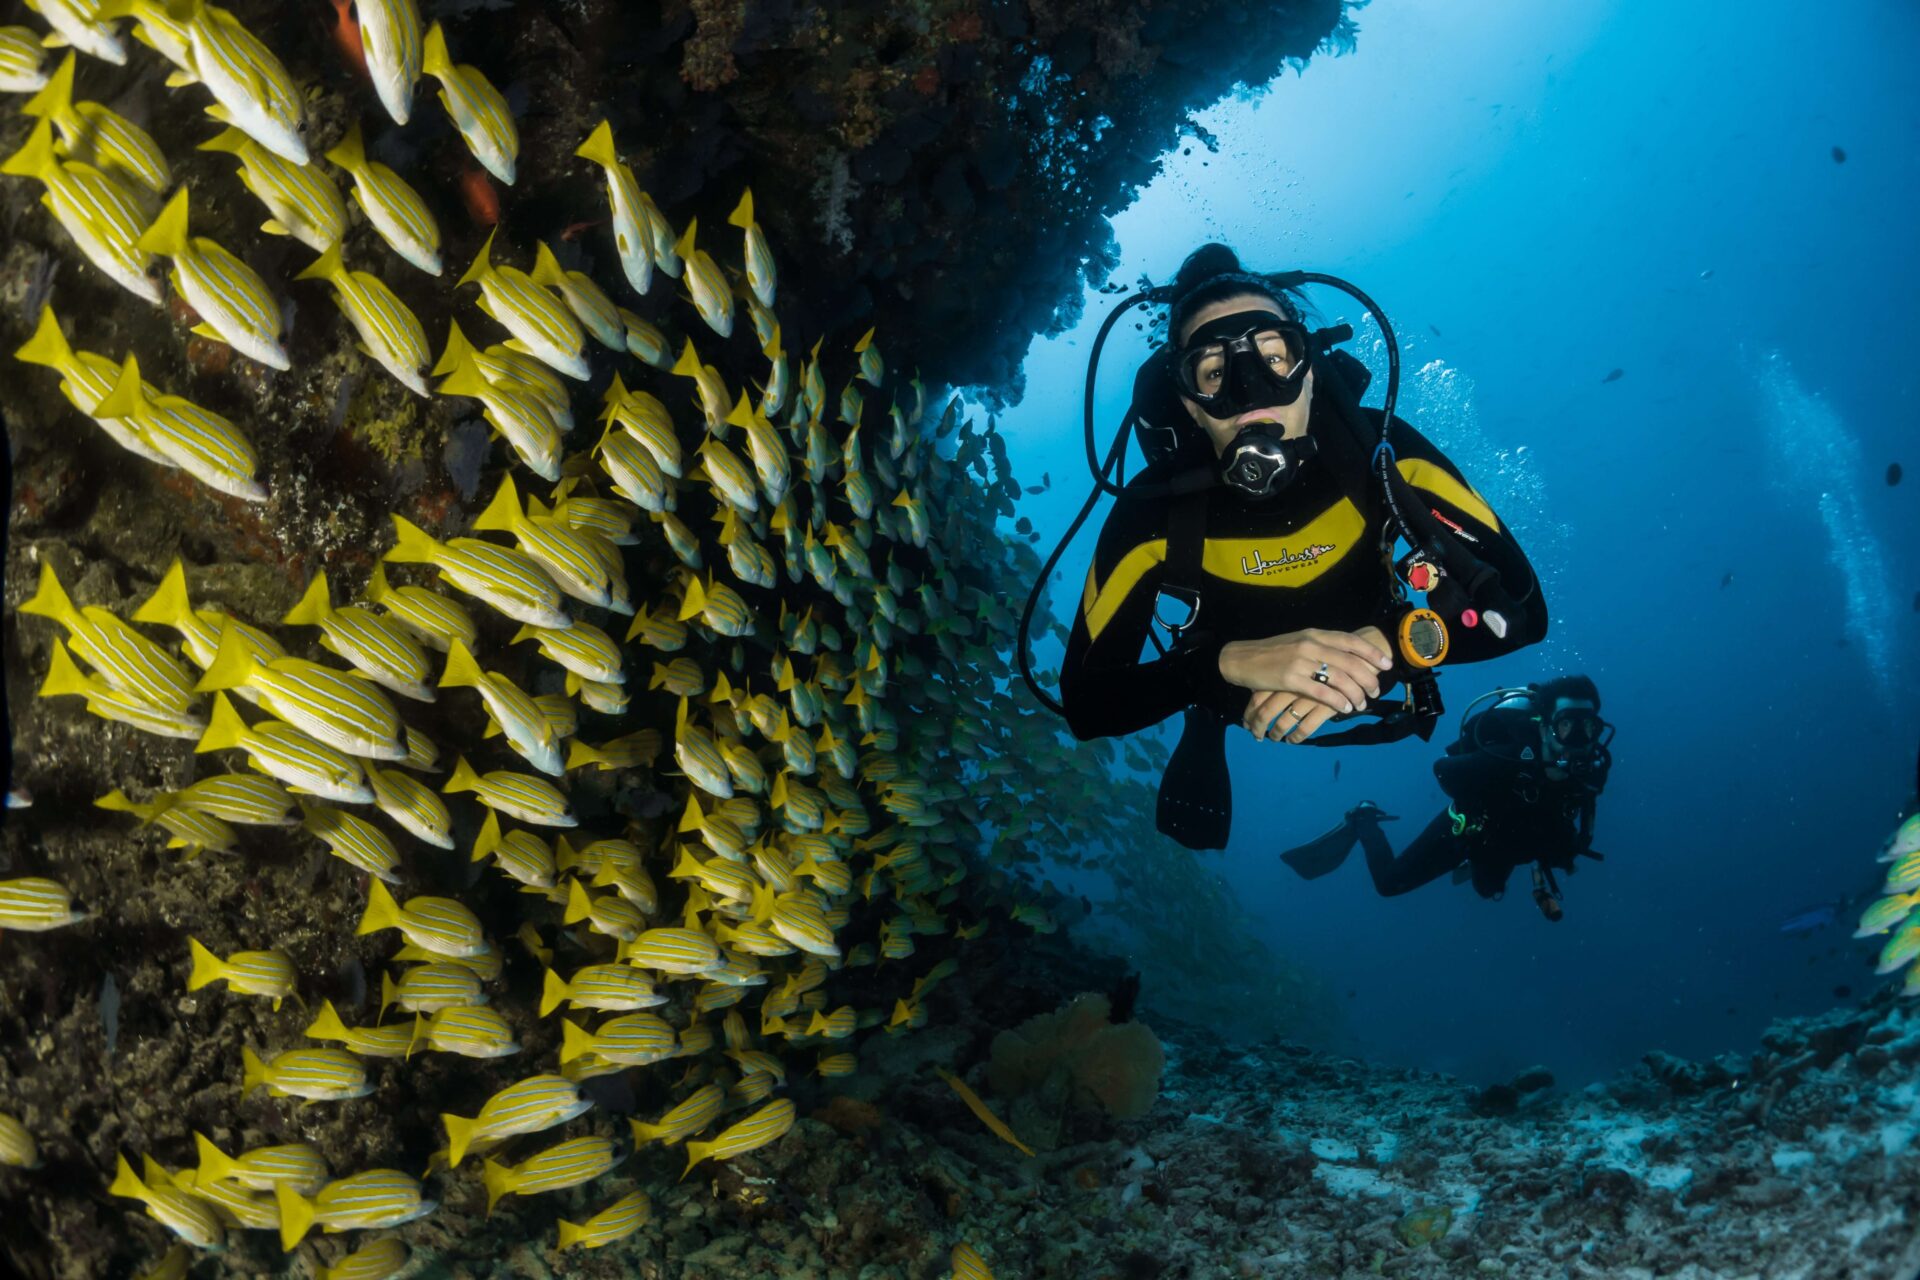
[1388,418,1550,662]
[1058,495,1244,741]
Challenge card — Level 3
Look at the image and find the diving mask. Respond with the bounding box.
[1171,310,1310,415]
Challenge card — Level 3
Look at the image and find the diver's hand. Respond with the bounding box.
[1219,628,1392,742]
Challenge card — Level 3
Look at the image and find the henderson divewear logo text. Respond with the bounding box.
[1239,543,1337,577]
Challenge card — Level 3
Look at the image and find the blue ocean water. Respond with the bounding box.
[996,0,1920,1086]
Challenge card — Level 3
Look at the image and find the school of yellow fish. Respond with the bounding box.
[0,3,1060,1273]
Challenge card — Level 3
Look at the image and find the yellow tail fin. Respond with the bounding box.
[13,305,76,374]
[557,1218,584,1249]
[431,318,478,379]
[241,1045,268,1094]
[292,242,344,285]
[677,575,708,623]
[573,119,618,170]
[439,638,484,690]
[379,969,400,1019]
[281,572,333,627]
[455,226,497,290]
[20,50,78,129]
[530,241,565,289]
[434,342,491,398]
[365,562,394,605]
[421,20,453,79]
[135,186,192,259]
[108,1153,149,1202]
[672,216,698,262]
[38,639,94,700]
[0,116,59,180]
[558,1016,593,1064]
[21,560,85,633]
[191,1133,236,1185]
[322,121,366,172]
[194,125,252,156]
[671,340,700,379]
[727,189,754,229]
[471,808,501,863]
[442,755,482,795]
[191,623,259,694]
[563,877,592,925]
[131,560,192,628]
[274,1181,316,1252]
[195,692,250,754]
[442,1111,478,1168]
[481,1157,512,1215]
[470,473,522,534]
[539,968,569,1017]
[356,878,404,936]
[385,514,442,566]
[681,1139,710,1181]
[565,740,604,771]
[305,998,349,1043]
[186,937,225,991]
[92,354,147,422]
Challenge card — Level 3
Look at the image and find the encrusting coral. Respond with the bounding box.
[989,992,1165,1121]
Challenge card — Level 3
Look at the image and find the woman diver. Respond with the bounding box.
[1044,244,1551,849]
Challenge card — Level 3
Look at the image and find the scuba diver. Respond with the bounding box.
[1280,676,1614,920]
[1033,244,1549,849]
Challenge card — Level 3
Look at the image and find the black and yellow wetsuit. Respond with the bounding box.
[1059,405,1549,742]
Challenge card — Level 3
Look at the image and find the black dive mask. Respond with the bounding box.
[1172,310,1310,416]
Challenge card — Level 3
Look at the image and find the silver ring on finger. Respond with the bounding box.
[1313,661,1331,684]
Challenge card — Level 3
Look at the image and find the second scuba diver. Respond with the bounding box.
[1053,244,1549,848]
[1281,676,1615,920]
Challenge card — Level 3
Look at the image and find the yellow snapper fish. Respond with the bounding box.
[854,326,886,386]
[439,639,563,776]
[0,876,88,932]
[24,0,126,65]
[482,1136,619,1214]
[13,306,171,463]
[94,355,265,500]
[414,1003,519,1059]
[550,477,640,543]
[625,603,689,651]
[724,393,790,506]
[136,187,289,369]
[671,338,731,432]
[601,372,684,476]
[241,1045,370,1102]
[1855,890,1920,938]
[380,963,482,1015]
[168,0,307,162]
[40,639,204,739]
[445,756,576,828]
[281,571,434,701]
[620,306,671,366]
[539,964,662,1016]
[294,243,429,394]
[385,514,570,630]
[559,1013,677,1066]
[573,119,653,295]
[108,1155,225,1251]
[193,624,404,761]
[421,21,514,183]
[366,562,477,652]
[186,937,295,1009]
[441,1074,592,1168]
[0,26,51,93]
[357,879,489,958]
[680,573,756,638]
[671,217,733,339]
[196,693,371,803]
[455,228,588,379]
[24,52,167,193]
[532,240,623,350]
[563,880,643,942]
[620,924,721,975]
[197,126,345,251]
[513,619,623,684]
[473,474,628,611]
[91,0,191,78]
[170,771,295,826]
[952,1243,995,1280]
[696,435,759,513]
[317,1238,408,1280]
[303,1001,416,1059]
[20,559,197,711]
[727,188,775,309]
[1,116,158,303]
[434,340,563,481]
[96,784,236,856]
[191,1133,326,1195]
[324,123,441,274]
[274,1170,436,1251]
[682,1098,795,1178]
[557,1189,650,1251]
[757,324,790,418]
[354,0,421,125]
[470,809,555,889]
[369,765,453,849]
[133,558,285,674]
[1883,813,1920,862]
[299,798,402,882]
[629,1083,723,1147]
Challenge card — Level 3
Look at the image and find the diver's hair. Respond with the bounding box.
[1166,243,1307,343]
[1531,674,1601,709]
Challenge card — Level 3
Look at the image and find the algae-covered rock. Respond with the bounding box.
[988,992,1166,1121]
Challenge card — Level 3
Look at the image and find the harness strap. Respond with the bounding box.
[1155,478,1212,641]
